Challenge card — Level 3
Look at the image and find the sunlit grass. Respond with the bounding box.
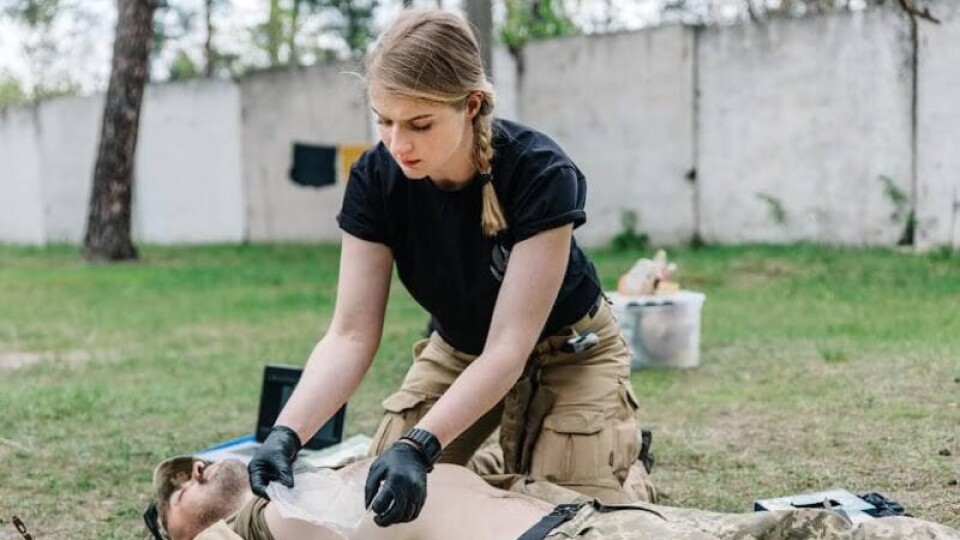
[0,243,957,538]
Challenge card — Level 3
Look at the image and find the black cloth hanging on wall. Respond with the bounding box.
[289,143,337,188]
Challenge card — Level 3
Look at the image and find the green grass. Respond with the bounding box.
[0,243,958,538]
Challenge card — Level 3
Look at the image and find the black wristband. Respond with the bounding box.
[271,425,303,458]
[401,428,442,467]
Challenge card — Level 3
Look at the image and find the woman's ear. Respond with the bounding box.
[466,92,484,120]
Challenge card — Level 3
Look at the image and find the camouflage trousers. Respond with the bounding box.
[538,500,960,540]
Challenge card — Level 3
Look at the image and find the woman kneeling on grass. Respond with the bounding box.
[247,7,652,529]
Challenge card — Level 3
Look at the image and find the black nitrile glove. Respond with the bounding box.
[248,425,302,499]
[364,441,430,527]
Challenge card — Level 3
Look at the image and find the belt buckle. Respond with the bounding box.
[560,332,599,354]
[551,503,583,518]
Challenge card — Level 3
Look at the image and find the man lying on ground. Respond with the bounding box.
[144,455,960,540]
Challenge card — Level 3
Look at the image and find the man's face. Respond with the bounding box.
[369,83,478,183]
[162,459,251,540]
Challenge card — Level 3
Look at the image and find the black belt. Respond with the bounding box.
[515,503,585,540]
[516,501,668,540]
[587,293,603,318]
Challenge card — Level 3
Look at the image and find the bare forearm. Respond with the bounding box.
[416,347,525,447]
[276,333,377,444]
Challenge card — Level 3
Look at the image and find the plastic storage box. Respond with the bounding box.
[608,290,706,369]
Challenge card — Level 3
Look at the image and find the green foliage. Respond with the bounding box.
[324,0,377,59]
[168,49,200,81]
[878,175,916,246]
[499,0,579,55]
[610,209,649,253]
[3,0,83,102]
[2,244,959,535]
[756,192,787,225]
[0,74,27,107]
[152,1,195,59]
[252,0,377,68]
[3,0,61,27]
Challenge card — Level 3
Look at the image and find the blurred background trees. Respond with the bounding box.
[2,0,930,109]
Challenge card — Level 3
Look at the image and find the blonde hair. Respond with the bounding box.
[366,9,507,236]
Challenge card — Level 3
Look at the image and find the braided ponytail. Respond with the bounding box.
[473,93,506,237]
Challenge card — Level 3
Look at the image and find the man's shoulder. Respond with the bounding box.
[193,519,247,540]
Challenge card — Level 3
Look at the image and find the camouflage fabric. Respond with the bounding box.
[544,501,960,540]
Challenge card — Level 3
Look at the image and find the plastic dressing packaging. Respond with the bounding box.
[265,468,370,533]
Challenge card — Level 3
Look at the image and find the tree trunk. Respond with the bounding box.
[83,0,158,262]
[204,0,215,77]
[266,0,283,67]
[288,0,301,67]
[465,0,493,78]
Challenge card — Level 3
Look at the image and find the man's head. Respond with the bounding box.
[145,457,252,540]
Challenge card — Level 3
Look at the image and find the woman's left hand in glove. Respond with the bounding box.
[364,435,438,527]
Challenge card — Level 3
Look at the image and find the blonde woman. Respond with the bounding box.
[247,8,647,527]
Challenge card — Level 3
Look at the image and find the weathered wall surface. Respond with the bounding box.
[2,8,958,249]
[0,107,44,244]
[240,62,370,242]
[916,4,960,250]
[697,8,914,245]
[36,95,103,244]
[135,80,245,243]
[520,27,697,247]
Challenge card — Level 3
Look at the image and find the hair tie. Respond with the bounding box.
[479,173,492,186]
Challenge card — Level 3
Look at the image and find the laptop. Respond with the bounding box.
[197,364,348,463]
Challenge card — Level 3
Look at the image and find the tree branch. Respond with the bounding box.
[897,0,940,24]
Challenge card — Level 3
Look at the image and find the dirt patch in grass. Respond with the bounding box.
[729,260,801,289]
[0,349,105,371]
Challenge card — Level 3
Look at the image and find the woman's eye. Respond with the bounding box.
[376,118,391,126]
[411,123,432,132]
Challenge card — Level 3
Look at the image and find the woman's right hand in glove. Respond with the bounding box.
[247,425,302,499]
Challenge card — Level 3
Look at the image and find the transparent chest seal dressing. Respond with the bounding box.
[266,468,370,534]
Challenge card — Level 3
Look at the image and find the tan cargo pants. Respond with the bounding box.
[369,297,649,503]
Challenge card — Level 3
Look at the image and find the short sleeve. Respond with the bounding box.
[336,150,389,244]
[510,165,587,243]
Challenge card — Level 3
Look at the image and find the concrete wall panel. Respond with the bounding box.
[135,80,245,243]
[241,62,370,242]
[492,46,519,121]
[520,27,697,247]
[917,3,960,250]
[698,9,914,245]
[0,106,44,244]
[36,95,103,244]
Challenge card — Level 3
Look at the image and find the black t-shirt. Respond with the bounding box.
[337,118,601,355]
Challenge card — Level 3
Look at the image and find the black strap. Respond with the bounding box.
[516,503,586,540]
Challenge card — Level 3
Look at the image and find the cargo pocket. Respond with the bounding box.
[369,390,432,456]
[411,337,430,359]
[530,409,610,485]
[612,380,641,483]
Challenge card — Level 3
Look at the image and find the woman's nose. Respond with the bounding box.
[390,129,413,156]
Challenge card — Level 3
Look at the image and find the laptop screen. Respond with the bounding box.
[256,364,346,450]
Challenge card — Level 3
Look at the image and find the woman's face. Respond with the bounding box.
[369,84,480,184]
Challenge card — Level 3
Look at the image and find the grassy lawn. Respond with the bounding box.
[0,243,958,538]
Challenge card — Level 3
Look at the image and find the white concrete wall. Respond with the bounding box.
[492,46,519,121]
[917,3,960,250]
[0,106,44,244]
[520,27,697,247]
[697,8,914,245]
[36,95,103,244]
[241,62,371,242]
[135,80,245,243]
[3,9,960,249]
